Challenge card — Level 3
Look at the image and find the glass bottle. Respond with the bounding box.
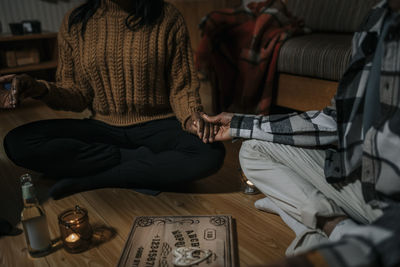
[20,174,52,257]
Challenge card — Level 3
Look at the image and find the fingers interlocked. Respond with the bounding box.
[195,117,217,143]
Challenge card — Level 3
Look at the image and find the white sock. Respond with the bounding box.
[255,197,308,236]
[328,219,358,241]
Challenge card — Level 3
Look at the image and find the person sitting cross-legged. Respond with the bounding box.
[0,0,225,200]
[201,0,400,265]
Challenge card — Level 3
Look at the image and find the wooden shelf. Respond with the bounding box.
[0,32,58,79]
[0,32,57,42]
[0,60,57,75]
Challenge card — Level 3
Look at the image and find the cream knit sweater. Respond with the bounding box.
[39,0,202,127]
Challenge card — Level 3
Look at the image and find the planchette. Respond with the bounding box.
[172,247,212,266]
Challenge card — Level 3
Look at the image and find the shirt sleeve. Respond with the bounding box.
[230,103,338,147]
[368,109,400,198]
[305,206,400,267]
[167,13,203,129]
[37,13,93,112]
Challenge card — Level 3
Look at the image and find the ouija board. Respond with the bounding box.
[117,215,237,267]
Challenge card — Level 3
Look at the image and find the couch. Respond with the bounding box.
[274,0,380,111]
[173,0,380,113]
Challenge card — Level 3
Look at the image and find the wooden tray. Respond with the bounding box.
[118,215,237,267]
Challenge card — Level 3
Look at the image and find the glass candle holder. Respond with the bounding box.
[239,168,260,195]
[58,205,92,253]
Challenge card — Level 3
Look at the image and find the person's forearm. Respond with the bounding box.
[36,80,90,112]
[230,111,337,146]
[31,80,49,99]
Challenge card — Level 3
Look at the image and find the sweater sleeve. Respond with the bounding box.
[167,14,203,129]
[37,14,93,112]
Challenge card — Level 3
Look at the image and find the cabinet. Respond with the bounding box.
[0,32,58,81]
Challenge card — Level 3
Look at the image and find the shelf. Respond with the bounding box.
[0,60,58,75]
[0,32,57,42]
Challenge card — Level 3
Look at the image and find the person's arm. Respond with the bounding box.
[166,12,203,130]
[231,105,338,146]
[37,14,93,112]
[203,102,338,146]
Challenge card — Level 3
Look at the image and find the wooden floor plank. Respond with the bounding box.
[0,100,294,266]
[42,193,125,267]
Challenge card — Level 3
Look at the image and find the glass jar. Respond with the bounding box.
[58,206,92,253]
[239,168,260,195]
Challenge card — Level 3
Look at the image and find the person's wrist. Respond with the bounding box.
[185,117,192,130]
[32,80,48,99]
[186,111,200,130]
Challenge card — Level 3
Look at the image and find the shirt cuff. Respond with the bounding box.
[229,114,256,139]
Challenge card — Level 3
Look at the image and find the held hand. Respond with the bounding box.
[201,112,234,142]
[186,112,217,143]
[0,74,47,109]
[0,75,18,109]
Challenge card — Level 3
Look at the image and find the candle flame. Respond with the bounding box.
[65,233,80,242]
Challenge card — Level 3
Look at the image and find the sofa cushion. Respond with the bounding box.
[277,34,352,81]
[286,0,380,32]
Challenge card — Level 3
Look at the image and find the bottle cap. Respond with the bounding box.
[20,173,32,185]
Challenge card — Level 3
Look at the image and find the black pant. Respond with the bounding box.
[4,117,225,199]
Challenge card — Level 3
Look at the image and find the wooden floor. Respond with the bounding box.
[0,100,294,267]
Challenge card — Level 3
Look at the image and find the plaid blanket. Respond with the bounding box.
[195,0,304,114]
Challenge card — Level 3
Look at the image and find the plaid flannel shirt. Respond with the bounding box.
[231,0,400,206]
[232,2,400,266]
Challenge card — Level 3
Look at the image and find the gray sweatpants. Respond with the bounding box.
[239,140,382,229]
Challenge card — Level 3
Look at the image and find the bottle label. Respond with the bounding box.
[22,183,36,200]
[23,216,51,251]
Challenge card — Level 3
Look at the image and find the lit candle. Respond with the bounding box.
[243,179,259,195]
[65,233,80,243]
[59,206,92,253]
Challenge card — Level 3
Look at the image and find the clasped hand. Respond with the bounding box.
[187,112,234,143]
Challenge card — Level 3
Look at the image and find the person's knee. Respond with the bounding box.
[239,140,277,182]
[240,140,266,166]
[197,142,226,174]
[239,140,255,162]
[4,126,32,166]
[207,142,226,170]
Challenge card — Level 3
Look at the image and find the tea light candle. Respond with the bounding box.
[246,180,254,186]
[65,233,80,243]
[58,206,92,253]
[239,168,259,195]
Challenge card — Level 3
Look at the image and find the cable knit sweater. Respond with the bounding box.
[39,0,202,127]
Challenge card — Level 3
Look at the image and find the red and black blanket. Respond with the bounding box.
[195,0,304,114]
